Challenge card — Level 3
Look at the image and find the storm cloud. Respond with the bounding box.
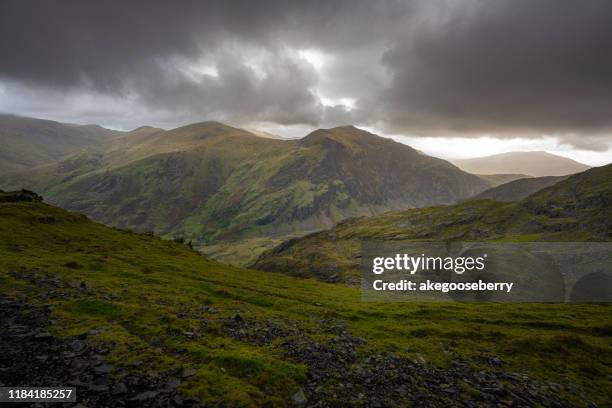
[0,0,611,151]
[381,0,612,150]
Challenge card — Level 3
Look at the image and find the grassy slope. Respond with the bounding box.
[253,164,612,284]
[0,196,611,406]
[476,173,531,188]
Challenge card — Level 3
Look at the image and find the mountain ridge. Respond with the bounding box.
[0,120,489,264]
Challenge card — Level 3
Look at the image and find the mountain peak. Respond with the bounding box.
[172,120,236,133]
[299,125,383,148]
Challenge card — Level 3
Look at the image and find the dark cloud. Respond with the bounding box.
[0,0,611,151]
[0,0,410,127]
[381,0,612,148]
[0,0,408,91]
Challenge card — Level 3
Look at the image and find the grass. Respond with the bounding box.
[0,200,611,406]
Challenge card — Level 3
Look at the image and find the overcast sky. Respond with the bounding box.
[1,0,611,165]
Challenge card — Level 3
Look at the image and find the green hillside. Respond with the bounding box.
[254,164,612,284]
[471,175,569,202]
[476,173,531,188]
[0,191,610,406]
[0,114,118,173]
[1,123,489,265]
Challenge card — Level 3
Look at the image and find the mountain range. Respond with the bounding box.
[452,151,591,177]
[0,117,489,264]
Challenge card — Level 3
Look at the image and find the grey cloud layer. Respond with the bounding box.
[381,0,612,150]
[0,0,611,149]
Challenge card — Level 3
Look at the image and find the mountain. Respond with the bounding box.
[452,151,591,177]
[0,114,118,173]
[0,122,489,264]
[0,190,610,406]
[253,164,611,284]
[471,175,569,202]
[476,173,531,188]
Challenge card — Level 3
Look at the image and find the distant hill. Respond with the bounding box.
[471,175,569,202]
[253,164,611,283]
[477,173,531,188]
[453,151,590,177]
[0,122,489,264]
[0,114,118,173]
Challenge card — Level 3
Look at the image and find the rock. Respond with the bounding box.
[412,354,426,364]
[131,390,159,401]
[490,357,503,366]
[180,367,197,378]
[93,363,114,374]
[112,382,128,395]
[70,339,87,352]
[87,384,109,392]
[166,377,181,388]
[87,326,108,336]
[292,388,307,405]
[34,331,53,340]
[202,306,218,314]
